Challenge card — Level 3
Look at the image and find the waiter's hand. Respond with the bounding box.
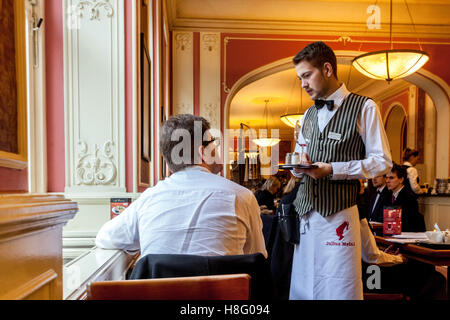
[295,162,333,180]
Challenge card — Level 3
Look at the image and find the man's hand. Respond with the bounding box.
[295,162,333,180]
[384,245,408,263]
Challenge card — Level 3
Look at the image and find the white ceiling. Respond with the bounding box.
[166,0,450,37]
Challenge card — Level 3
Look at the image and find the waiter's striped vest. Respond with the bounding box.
[293,93,369,218]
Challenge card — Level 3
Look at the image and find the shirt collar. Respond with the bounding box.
[324,83,350,108]
[393,186,404,199]
[180,165,211,174]
[404,161,413,167]
[377,185,386,193]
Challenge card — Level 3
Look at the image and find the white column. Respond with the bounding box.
[172,31,193,115]
[423,93,436,185]
[199,32,221,131]
[407,85,417,149]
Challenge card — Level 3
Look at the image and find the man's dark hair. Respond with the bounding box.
[159,114,210,173]
[390,163,407,180]
[292,41,338,79]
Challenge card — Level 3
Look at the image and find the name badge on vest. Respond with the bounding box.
[328,132,342,141]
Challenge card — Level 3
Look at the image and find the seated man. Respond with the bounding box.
[368,175,391,223]
[96,114,267,258]
[385,164,425,232]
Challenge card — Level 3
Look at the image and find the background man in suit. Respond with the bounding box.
[368,175,391,223]
[385,164,425,232]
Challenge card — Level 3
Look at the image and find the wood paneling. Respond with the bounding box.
[0,194,77,300]
[0,0,18,154]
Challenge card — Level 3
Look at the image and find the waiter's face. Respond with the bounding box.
[295,60,331,100]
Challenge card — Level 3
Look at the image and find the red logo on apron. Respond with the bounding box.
[336,221,349,240]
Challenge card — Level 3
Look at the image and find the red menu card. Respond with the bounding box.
[383,207,402,235]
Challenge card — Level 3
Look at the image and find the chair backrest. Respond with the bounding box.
[129,253,273,300]
[87,273,251,300]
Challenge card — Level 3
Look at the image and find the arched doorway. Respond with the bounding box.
[223,51,450,179]
[384,104,407,164]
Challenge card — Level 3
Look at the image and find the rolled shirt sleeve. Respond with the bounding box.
[95,199,141,253]
[239,192,268,258]
[360,218,403,267]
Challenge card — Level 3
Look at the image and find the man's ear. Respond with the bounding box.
[323,62,334,78]
[197,145,205,164]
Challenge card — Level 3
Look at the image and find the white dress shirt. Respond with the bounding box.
[293,83,392,180]
[404,161,421,194]
[96,166,267,258]
[371,185,386,214]
[360,219,403,266]
[392,186,404,201]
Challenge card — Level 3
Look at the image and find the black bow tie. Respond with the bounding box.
[315,99,334,111]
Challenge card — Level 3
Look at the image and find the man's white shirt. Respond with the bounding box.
[293,83,392,180]
[95,166,267,258]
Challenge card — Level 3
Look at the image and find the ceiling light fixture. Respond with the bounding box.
[253,98,280,147]
[352,0,429,83]
[281,77,304,128]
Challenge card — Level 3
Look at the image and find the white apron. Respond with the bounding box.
[289,205,363,300]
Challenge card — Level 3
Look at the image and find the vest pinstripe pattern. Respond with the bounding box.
[293,93,369,218]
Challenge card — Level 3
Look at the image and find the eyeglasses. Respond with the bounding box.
[202,137,220,147]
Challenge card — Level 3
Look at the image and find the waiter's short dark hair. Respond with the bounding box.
[293,41,338,79]
[390,163,407,180]
[160,114,210,173]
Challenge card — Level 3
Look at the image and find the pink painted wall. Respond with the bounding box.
[45,0,65,192]
[381,89,410,120]
[45,0,135,193]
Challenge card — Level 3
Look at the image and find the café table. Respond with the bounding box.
[375,235,450,299]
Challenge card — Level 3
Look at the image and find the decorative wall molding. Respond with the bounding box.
[201,103,220,131]
[63,0,125,194]
[76,141,117,186]
[175,32,192,51]
[200,32,220,130]
[201,33,218,52]
[172,31,193,115]
[76,0,115,20]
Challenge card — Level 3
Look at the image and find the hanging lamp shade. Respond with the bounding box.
[280,113,304,128]
[253,137,281,147]
[352,0,429,82]
[280,77,305,128]
[252,98,280,147]
[352,49,429,82]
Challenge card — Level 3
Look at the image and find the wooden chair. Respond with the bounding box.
[86,273,251,300]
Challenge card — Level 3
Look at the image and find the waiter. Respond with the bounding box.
[289,41,392,300]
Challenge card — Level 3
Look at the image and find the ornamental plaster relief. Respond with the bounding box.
[63,0,125,193]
